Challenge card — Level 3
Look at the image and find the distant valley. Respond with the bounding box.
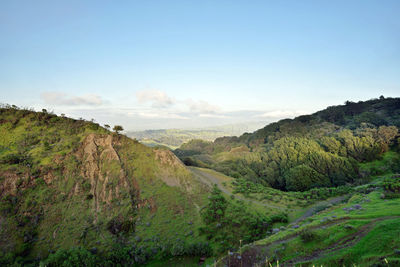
[127,122,267,149]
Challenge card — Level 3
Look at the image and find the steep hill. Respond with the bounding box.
[0,106,275,266]
[0,106,211,264]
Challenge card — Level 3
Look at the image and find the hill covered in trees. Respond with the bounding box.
[175,97,400,192]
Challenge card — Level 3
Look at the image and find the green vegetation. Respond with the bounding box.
[215,183,400,266]
[382,174,400,199]
[200,185,270,253]
[0,105,212,266]
[2,97,400,266]
[112,125,124,134]
[0,105,269,266]
[176,97,400,192]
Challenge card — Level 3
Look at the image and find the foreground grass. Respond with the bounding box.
[221,190,400,267]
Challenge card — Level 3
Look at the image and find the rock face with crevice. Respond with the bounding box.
[154,148,194,191]
[77,134,131,220]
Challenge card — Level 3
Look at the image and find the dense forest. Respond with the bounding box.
[175,97,400,192]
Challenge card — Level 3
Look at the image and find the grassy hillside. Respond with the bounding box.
[0,105,275,266]
[0,106,212,265]
[217,174,400,266]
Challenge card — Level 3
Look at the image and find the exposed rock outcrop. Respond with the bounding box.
[77,134,131,221]
[154,149,193,191]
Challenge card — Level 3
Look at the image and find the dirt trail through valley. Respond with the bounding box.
[189,167,281,210]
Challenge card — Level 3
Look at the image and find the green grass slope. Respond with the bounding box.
[217,174,400,266]
[0,106,211,265]
[0,106,276,266]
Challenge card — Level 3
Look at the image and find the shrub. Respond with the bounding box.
[40,247,99,267]
[185,242,212,256]
[300,229,318,243]
[106,216,135,235]
[269,213,288,224]
[104,244,147,266]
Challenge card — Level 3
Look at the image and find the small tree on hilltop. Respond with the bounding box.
[104,124,110,130]
[113,125,124,134]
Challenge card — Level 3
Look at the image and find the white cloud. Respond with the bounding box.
[258,110,308,118]
[41,91,104,106]
[137,112,188,119]
[198,113,228,118]
[186,99,220,114]
[136,89,175,108]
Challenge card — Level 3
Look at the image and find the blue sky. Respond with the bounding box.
[1,0,399,130]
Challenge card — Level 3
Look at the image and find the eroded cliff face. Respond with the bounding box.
[77,134,130,218]
[0,108,209,262]
[0,129,205,259]
[0,134,142,251]
[154,148,194,191]
[0,134,195,219]
[0,171,24,196]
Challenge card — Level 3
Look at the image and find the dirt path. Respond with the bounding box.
[221,216,399,267]
[219,218,348,267]
[189,167,232,195]
[293,194,348,223]
[284,216,400,266]
[190,167,350,217]
[189,167,281,210]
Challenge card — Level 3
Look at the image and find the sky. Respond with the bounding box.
[1,0,399,131]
